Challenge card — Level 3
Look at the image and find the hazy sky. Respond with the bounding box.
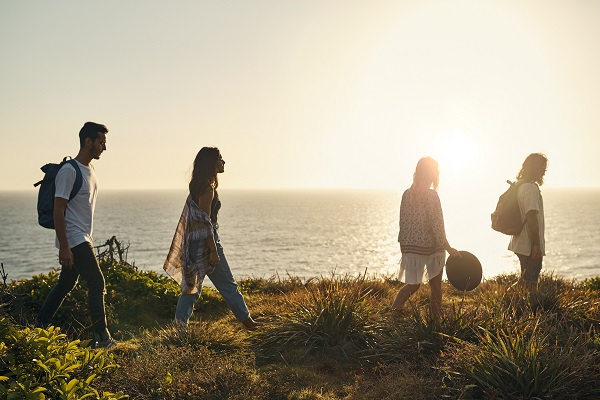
[1,0,599,193]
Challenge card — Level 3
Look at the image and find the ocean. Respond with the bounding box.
[1,189,599,284]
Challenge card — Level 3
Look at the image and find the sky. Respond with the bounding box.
[1,0,599,195]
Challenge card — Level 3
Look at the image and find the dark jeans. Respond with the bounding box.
[37,241,108,334]
[517,254,543,283]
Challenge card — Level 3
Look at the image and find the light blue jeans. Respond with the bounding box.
[174,235,250,324]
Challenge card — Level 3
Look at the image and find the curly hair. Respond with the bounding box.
[517,153,548,185]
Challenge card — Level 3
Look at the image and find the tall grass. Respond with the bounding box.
[439,274,600,400]
[239,273,306,294]
[441,315,600,399]
[360,295,481,365]
[253,273,386,361]
[409,301,480,354]
[145,321,246,352]
[3,251,599,400]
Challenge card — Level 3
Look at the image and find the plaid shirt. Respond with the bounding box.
[164,195,216,294]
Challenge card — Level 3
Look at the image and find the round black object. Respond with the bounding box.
[446,251,482,291]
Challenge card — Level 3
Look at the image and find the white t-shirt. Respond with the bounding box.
[508,182,545,256]
[54,160,98,249]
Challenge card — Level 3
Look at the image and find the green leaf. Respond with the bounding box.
[66,379,79,392]
[163,372,173,386]
[84,374,97,385]
[34,360,51,373]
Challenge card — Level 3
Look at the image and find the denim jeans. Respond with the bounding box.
[37,241,108,335]
[174,236,250,324]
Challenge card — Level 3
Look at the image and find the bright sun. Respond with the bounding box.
[432,132,476,174]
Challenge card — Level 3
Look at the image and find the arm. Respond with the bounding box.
[197,189,220,265]
[444,240,460,257]
[526,209,542,259]
[521,184,542,259]
[54,197,73,269]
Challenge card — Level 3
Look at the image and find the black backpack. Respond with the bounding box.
[491,180,526,235]
[34,157,83,229]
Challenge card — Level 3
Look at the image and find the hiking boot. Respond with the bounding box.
[241,317,263,331]
[93,330,118,349]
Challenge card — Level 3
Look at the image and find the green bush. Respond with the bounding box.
[0,317,127,399]
[4,260,225,337]
[583,276,600,291]
[239,274,305,294]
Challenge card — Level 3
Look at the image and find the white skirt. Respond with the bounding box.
[399,252,446,284]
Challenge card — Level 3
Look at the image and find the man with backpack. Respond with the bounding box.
[507,153,548,292]
[35,122,117,349]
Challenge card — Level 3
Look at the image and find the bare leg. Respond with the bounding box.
[429,272,443,318]
[391,283,420,310]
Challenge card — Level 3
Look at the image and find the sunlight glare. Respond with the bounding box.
[432,132,476,175]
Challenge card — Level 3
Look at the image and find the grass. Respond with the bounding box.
[104,272,600,399]
[2,261,600,399]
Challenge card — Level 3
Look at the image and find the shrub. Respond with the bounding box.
[441,315,600,400]
[0,317,127,399]
[583,276,600,291]
[102,260,182,326]
[239,274,306,294]
[358,315,421,364]
[408,300,481,355]
[145,321,245,353]
[253,274,385,361]
[4,260,225,338]
[475,274,600,335]
[555,287,600,332]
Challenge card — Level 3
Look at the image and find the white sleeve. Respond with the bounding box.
[521,183,540,214]
[54,164,76,199]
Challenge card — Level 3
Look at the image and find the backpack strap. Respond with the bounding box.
[65,159,83,201]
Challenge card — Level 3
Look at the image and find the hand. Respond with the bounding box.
[209,250,220,266]
[58,247,74,270]
[531,243,543,260]
[448,248,461,258]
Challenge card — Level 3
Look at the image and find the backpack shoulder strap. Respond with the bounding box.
[66,159,83,201]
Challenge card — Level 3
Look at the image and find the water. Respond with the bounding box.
[1,189,599,283]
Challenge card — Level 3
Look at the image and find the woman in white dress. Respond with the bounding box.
[391,157,459,317]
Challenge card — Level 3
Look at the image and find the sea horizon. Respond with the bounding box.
[2,188,599,283]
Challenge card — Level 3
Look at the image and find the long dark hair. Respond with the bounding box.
[189,147,220,200]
